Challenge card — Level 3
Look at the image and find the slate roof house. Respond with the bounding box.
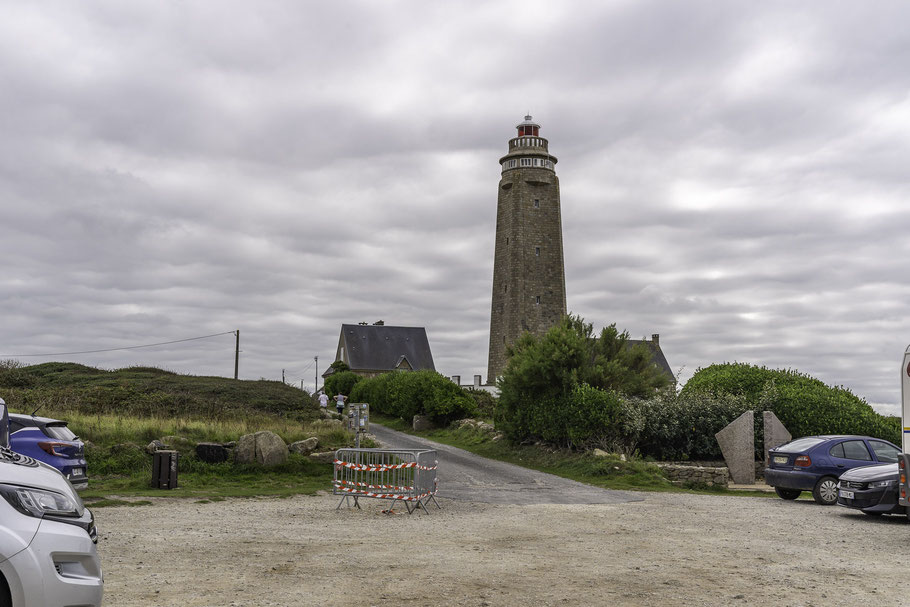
[323,323,436,380]
[630,334,675,384]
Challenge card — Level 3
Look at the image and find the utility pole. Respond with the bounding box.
[234,330,240,380]
[314,355,318,393]
[300,380,303,390]
[282,368,285,383]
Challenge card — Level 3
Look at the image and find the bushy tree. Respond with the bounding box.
[324,371,362,398]
[349,370,476,424]
[495,315,671,444]
[328,360,350,373]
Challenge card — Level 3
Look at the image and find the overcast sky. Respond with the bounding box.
[2,1,909,414]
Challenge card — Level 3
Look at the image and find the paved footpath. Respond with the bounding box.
[369,423,643,505]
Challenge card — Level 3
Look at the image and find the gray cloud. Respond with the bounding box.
[1,1,909,415]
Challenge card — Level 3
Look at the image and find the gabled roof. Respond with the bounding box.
[339,324,435,373]
[628,339,675,383]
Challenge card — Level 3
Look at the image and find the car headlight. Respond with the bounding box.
[869,480,895,489]
[0,484,81,518]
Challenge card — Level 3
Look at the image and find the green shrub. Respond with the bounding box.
[620,390,755,460]
[323,371,362,398]
[349,370,475,424]
[683,363,899,445]
[465,388,496,419]
[0,360,36,389]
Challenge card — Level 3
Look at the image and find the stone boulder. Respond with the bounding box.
[145,439,167,454]
[288,437,319,455]
[308,451,336,464]
[234,431,289,466]
[196,442,230,463]
[715,411,755,484]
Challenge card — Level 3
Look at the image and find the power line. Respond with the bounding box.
[0,331,237,358]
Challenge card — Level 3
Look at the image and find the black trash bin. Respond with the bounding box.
[152,450,179,489]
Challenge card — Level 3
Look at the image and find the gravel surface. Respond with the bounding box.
[96,491,909,606]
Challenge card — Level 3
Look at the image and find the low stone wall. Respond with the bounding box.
[657,464,729,488]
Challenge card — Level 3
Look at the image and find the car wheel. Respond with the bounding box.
[0,573,10,607]
[812,476,839,505]
[774,487,801,500]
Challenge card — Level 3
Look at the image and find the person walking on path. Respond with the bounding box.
[318,392,329,410]
[334,393,347,415]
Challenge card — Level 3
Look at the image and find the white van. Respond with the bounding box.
[0,400,103,606]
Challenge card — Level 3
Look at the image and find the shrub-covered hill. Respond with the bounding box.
[0,361,317,421]
[683,363,900,445]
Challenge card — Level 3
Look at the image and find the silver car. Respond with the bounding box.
[0,400,103,606]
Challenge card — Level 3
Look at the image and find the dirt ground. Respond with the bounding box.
[95,491,909,606]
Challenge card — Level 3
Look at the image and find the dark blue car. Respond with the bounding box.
[8,413,88,489]
[765,435,901,505]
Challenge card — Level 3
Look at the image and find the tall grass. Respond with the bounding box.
[36,409,349,448]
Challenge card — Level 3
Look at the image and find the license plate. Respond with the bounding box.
[69,468,84,477]
[773,456,788,464]
[839,490,854,500]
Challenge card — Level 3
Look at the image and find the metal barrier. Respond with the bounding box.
[333,448,440,514]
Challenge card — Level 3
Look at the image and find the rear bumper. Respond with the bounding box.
[764,468,818,491]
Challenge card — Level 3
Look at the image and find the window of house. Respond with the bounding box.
[535,296,541,304]
[535,247,540,256]
[534,199,539,208]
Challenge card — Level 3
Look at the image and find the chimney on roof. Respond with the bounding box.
[452,375,461,385]
[474,375,481,387]
[652,333,660,346]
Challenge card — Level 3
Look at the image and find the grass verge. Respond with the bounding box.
[372,413,774,498]
[22,409,350,502]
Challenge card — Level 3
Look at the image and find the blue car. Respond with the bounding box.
[765,435,901,505]
[8,413,88,489]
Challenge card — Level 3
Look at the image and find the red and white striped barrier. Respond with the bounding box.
[333,448,440,514]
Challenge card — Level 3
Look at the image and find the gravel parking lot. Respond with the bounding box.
[95,491,908,606]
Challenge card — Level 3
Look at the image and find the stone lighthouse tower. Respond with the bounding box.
[487,115,567,382]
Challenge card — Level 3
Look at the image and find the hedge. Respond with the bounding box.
[348,370,476,424]
[683,363,899,445]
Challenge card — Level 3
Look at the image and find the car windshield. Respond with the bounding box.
[779,437,825,452]
[44,423,77,441]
